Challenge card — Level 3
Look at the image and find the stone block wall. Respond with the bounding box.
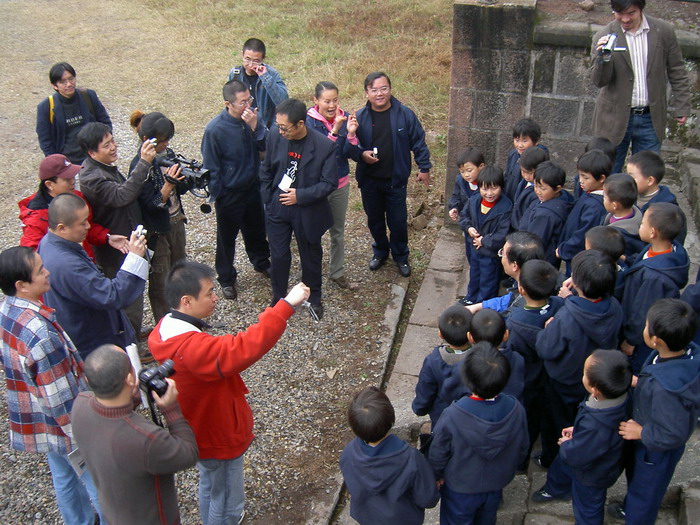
[446,0,700,215]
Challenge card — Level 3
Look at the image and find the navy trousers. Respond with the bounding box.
[359,177,409,263]
[440,484,501,525]
[466,248,502,303]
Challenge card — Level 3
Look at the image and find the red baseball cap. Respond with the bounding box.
[39,154,82,181]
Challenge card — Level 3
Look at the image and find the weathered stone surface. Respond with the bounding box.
[533,50,556,93]
[428,226,467,272]
[501,50,530,94]
[540,137,589,178]
[451,48,502,91]
[534,21,595,48]
[474,92,527,129]
[408,268,463,327]
[448,88,474,127]
[530,96,580,136]
[580,99,597,137]
[392,324,439,376]
[557,50,596,98]
[454,0,536,51]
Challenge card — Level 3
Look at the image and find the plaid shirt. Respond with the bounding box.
[0,296,87,455]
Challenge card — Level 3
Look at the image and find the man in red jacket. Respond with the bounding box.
[149,260,309,525]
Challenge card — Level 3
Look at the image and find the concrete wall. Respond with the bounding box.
[447,0,700,207]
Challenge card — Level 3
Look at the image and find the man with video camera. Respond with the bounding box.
[71,344,198,525]
[149,260,310,525]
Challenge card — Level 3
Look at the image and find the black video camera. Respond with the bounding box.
[160,150,211,200]
[138,359,176,397]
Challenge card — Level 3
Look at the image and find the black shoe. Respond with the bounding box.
[456,296,473,306]
[222,285,238,300]
[397,262,411,277]
[531,488,570,503]
[369,256,388,271]
[255,266,271,278]
[312,303,324,321]
[531,454,548,469]
[607,503,626,520]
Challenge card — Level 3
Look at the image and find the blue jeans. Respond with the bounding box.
[613,111,661,173]
[47,451,103,525]
[197,455,245,525]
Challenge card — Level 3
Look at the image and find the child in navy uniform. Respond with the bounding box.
[506,260,564,467]
[429,343,529,525]
[511,146,549,230]
[462,167,513,303]
[520,161,574,266]
[533,350,631,525]
[584,226,628,301]
[621,203,690,374]
[616,299,700,524]
[602,173,645,261]
[340,386,439,525]
[469,308,525,402]
[536,250,622,467]
[504,118,548,200]
[572,137,616,201]
[413,305,473,427]
[557,150,611,275]
[448,147,484,266]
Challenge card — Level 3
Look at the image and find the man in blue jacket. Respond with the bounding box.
[38,193,148,359]
[227,38,288,130]
[353,72,432,277]
[202,80,271,300]
[36,62,112,164]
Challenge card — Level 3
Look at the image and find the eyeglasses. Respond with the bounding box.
[243,57,263,65]
[497,248,504,258]
[367,86,390,95]
[57,76,76,85]
[277,122,299,133]
[232,97,254,107]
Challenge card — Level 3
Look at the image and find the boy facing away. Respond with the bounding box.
[583,226,628,301]
[429,343,529,525]
[536,250,622,468]
[532,350,631,525]
[520,161,574,267]
[616,299,700,524]
[413,305,473,427]
[602,173,645,261]
[621,203,689,374]
[504,118,548,201]
[557,150,611,275]
[340,386,439,525]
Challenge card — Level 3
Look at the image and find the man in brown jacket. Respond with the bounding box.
[590,0,691,173]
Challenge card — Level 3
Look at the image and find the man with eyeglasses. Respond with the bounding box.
[227,38,288,130]
[353,71,432,278]
[36,62,112,164]
[201,80,272,300]
[259,98,338,319]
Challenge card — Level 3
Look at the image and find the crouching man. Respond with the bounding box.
[71,344,198,525]
[149,260,310,525]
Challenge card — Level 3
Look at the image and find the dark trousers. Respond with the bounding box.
[623,443,685,525]
[100,260,143,336]
[214,187,270,287]
[360,177,408,263]
[440,484,501,525]
[520,376,544,470]
[266,201,323,306]
[149,218,187,323]
[466,248,502,303]
[540,379,583,467]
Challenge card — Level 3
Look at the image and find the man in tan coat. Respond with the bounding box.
[590,0,691,173]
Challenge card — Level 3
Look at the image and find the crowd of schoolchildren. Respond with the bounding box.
[338,118,700,525]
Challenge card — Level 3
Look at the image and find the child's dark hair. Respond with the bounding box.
[470,309,506,347]
[512,118,541,143]
[534,161,566,189]
[604,173,637,209]
[504,231,544,267]
[477,166,504,188]
[457,147,485,168]
[647,298,698,352]
[461,342,511,399]
[439,305,472,347]
[585,226,625,262]
[584,137,616,165]
[519,147,549,171]
[586,349,632,399]
[519,260,559,301]
[577,150,612,180]
[571,250,616,299]
[347,386,395,443]
[628,150,665,183]
[646,203,685,242]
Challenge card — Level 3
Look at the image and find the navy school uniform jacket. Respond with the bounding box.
[429,395,529,493]
[511,180,538,230]
[559,394,631,488]
[614,260,629,302]
[506,297,565,388]
[536,296,623,401]
[681,267,700,346]
[460,193,513,258]
[558,191,607,262]
[638,185,688,245]
[448,176,478,221]
[604,207,645,262]
[521,190,574,266]
[634,349,700,452]
[622,242,689,347]
[340,434,439,525]
[504,144,550,201]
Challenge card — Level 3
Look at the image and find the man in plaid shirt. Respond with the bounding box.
[0,246,103,525]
